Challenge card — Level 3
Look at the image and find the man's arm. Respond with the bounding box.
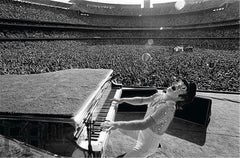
[102,104,175,131]
[112,93,158,106]
[102,116,156,131]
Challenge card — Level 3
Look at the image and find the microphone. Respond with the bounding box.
[111,74,120,80]
[105,74,120,83]
[110,74,122,88]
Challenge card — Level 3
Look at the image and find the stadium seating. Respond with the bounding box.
[0,0,239,92]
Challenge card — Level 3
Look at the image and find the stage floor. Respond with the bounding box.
[105,92,240,158]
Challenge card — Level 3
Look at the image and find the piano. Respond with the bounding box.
[71,70,122,158]
[0,68,122,157]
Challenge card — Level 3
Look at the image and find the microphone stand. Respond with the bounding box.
[84,113,94,158]
[81,74,120,157]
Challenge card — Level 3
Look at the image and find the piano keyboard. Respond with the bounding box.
[75,88,122,155]
[92,89,117,138]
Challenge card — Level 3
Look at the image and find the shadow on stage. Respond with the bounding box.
[166,118,207,146]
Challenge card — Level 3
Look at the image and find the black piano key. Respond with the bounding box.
[95,120,102,123]
[98,113,108,117]
[103,102,111,106]
[101,105,110,107]
[99,109,110,113]
[85,138,98,141]
[93,131,101,135]
[93,129,101,133]
[92,131,101,135]
[94,124,101,127]
[100,108,110,111]
[99,111,108,115]
[91,133,99,136]
[103,101,111,104]
[95,120,105,124]
[99,112,108,115]
[94,121,104,126]
[91,134,99,138]
[93,125,102,129]
[89,89,117,139]
[95,117,106,122]
[100,108,109,110]
[100,110,109,113]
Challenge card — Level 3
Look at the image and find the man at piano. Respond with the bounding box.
[101,79,196,158]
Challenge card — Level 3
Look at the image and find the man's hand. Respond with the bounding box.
[110,98,124,104]
[101,120,118,132]
[110,98,123,111]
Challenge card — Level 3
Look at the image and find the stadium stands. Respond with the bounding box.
[71,0,237,16]
[0,25,238,39]
[0,0,239,92]
[70,0,142,16]
[0,2,239,158]
[0,0,239,27]
[0,41,239,92]
[21,0,72,9]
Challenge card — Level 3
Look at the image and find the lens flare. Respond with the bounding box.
[142,53,152,63]
[147,39,154,45]
[175,0,185,10]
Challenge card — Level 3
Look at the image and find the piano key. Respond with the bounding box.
[91,134,99,138]
[98,113,108,117]
[101,105,111,109]
[93,130,101,133]
[94,122,102,126]
[92,131,101,135]
[76,88,121,153]
[98,112,108,116]
[93,126,102,129]
[99,109,110,113]
[95,117,106,122]
[85,138,98,141]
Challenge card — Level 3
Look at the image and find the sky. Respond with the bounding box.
[52,0,179,4]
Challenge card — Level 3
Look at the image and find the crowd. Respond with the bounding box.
[1,40,239,92]
[0,0,239,28]
[0,0,86,25]
[0,1,239,93]
[84,5,239,28]
[0,25,239,39]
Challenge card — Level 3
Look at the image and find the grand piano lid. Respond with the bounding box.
[0,69,113,118]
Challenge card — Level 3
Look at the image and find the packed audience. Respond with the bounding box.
[0,1,239,93]
[0,23,238,51]
[1,41,239,92]
[0,0,86,25]
[0,25,238,39]
[0,0,239,28]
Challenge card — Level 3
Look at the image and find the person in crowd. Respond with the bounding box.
[101,79,197,158]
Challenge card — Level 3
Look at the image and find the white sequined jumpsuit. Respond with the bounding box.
[124,91,176,158]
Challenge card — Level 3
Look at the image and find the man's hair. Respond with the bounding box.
[176,80,197,109]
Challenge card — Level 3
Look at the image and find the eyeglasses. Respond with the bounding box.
[171,81,187,91]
